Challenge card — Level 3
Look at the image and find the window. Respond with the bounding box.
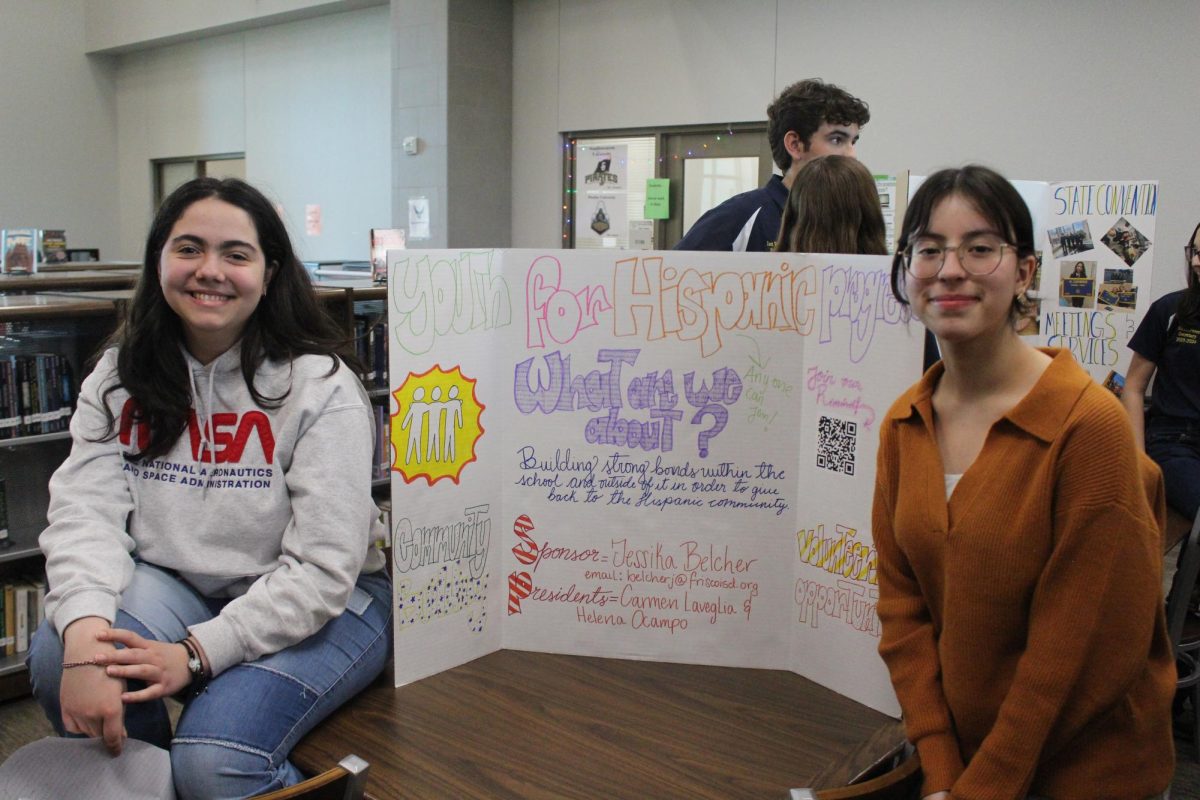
[153,154,246,207]
[563,123,771,250]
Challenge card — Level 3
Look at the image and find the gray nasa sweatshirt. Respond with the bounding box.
[41,344,387,676]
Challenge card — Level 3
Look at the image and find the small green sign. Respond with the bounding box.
[645,178,670,220]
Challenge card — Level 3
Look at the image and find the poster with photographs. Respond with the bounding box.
[1039,181,1157,390]
[575,145,628,247]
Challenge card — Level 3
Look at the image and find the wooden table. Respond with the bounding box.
[290,650,904,800]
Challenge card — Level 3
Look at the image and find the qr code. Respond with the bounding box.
[816,416,857,476]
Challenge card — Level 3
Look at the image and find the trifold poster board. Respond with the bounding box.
[909,176,1158,387]
[387,248,924,715]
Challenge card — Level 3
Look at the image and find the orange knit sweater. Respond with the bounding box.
[873,349,1175,800]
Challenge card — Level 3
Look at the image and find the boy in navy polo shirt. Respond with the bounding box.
[674,78,870,253]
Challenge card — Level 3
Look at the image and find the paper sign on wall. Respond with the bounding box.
[645,178,670,220]
[408,197,430,241]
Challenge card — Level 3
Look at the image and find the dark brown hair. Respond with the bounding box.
[96,177,359,461]
[889,165,1037,321]
[775,155,887,255]
[1178,219,1200,326]
[767,79,870,173]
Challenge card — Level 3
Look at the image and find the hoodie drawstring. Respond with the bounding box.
[187,362,219,498]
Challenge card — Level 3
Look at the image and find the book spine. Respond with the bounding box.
[60,354,75,426]
[32,576,47,628]
[374,320,388,388]
[0,583,7,653]
[17,356,31,436]
[4,582,16,656]
[35,354,47,434]
[0,359,12,440]
[15,582,29,653]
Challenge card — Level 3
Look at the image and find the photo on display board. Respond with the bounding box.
[1058,259,1096,309]
[1047,219,1094,259]
[1097,268,1137,311]
[1100,217,1151,267]
[1102,370,1126,398]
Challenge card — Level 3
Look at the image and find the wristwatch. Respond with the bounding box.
[177,637,210,700]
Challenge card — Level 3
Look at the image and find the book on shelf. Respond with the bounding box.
[310,261,371,281]
[2,228,39,274]
[31,575,46,627]
[0,573,47,656]
[373,403,390,483]
[370,228,405,284]
[0,478,8,547]
[0,353,75,439]
[353,316,388,389]
[66,248,99,263]
[2,582,14,656]
[40,229,68,264]
[0,585,7,655]
[14,579,31,653]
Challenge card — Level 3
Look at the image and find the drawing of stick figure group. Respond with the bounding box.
[402,385,464,463]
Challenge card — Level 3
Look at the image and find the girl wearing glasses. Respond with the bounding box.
[1123,221,1200,521]
[874,165,1173,799]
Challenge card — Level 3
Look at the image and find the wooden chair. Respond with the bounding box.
[789,751,921,800]
[253,755,370,800]
[1167,509,1200,761]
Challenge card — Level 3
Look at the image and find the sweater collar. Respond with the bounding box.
[885,347,1093,443]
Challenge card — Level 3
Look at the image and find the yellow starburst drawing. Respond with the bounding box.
[390,365,484,485]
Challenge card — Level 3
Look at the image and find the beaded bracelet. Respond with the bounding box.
[62,659,101,669]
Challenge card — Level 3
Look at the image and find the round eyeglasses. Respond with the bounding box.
[903,235,1015,279]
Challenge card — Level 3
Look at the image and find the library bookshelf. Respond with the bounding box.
[0,280,390,701]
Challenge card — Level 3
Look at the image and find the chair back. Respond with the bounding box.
[0,737,175,800]
[253,755,369,800]
[1166,511,1200,649]
[789,752,921,800]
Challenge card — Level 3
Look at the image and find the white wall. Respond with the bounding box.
[114,5,391,262]
[513,0,1200,300]
[0,0,119,259]
[85,0,386,54]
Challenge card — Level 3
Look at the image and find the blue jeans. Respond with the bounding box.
[27,561,392,800]
[1146,419,1200,520]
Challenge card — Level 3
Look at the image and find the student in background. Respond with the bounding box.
[674,78,869,252]
[28,177,391,799]
[1123,219,1200,518]
[774,155,887,256]
[874,165,1173,800]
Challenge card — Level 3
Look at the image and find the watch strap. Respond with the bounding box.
[176,636,210,701]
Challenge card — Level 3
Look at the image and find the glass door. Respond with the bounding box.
[660,126,772,249]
